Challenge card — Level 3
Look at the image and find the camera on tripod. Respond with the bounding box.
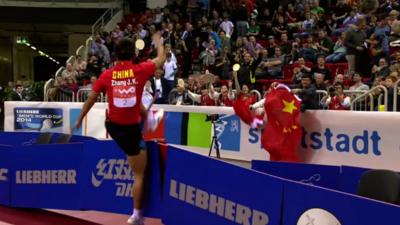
[205,114,220,122]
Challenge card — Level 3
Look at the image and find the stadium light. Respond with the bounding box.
[31,46,37,50]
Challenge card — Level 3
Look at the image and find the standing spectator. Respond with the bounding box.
[201,39,218,72]
[219,16,235,37]
[373,17,391,60]
[151,69,169,104]
[293,74,320,110]
[124,24,135,39]
[181,23,194,78]
[217,82,235,106]
[333,0,351,26]
[344,16,367,75]
[321,82,351,110]
[188,84,217,106]
[164,43,177,64]
[73,55,87,74]
[237,52,262,88]
[137,24,149,40]
[233,1,249,37]
[163,53,178,94]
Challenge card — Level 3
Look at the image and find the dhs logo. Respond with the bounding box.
[297,208,341,225]
[0,168,8,181]
[92,159,134,197]
[216,115,241,152]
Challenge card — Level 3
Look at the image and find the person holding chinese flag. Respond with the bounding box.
[233,80,302,162]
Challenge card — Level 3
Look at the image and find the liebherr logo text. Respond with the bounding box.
[92,159,134,197]
[0,168,8,181]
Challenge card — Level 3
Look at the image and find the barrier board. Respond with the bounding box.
[162,146,283,225]
[0,145,12,205]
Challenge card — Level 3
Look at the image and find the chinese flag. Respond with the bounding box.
[262,86,302,162]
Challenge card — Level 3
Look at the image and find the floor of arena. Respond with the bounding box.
[0,205,163,225]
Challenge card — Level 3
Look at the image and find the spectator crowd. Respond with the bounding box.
[45,0,400,111]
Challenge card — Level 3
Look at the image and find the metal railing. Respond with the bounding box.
[76,89,104,102]
[91,8,116,36]
[393,79,400,111]
[43,78,55,102]
[351,85,388,111]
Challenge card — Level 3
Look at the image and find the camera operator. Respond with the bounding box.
[321,82,351,110]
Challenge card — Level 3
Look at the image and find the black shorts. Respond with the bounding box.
[105,120,142,156]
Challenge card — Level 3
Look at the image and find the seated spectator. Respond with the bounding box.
[385,75,400,111]
[150,69,169,104]
[350,73,370,91]
[312,55,332,83]
[316,30,333,56]
[334,73,353,89]
[272,16,288,37]
[246,36,263,58]
[170,79,192,105]
[124,24,135,39]
[9,84,26,101]
[332,0,351,27]
[61,63,78,81]
[280,33,292,55]
[371,57,390,80]
[263,47,284,78]
[73,55,87,74]
[248,18,260,37]
[266,35,278,57]
[390,51,400,72]
[111,25,124,43]
[326,32,347,63]
[314,73,327,90]
[83,75,97,90]
[299,36,318,62]
[321,82,351,110]
[86,55,101,77]
[292,66,303,87]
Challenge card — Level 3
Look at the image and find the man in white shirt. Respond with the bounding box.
[219,16,234,37]
[163,52,178,95]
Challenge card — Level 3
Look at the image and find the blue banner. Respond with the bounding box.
[0,145,12,205]
[14,108,63,132]
[252,161,341,190]
[79,140,163,217]
[11,143,84,209]
[339,166,371,194]
[163,146,283,225]
[0,132,40,146]
[282,181,400,225]
[79,140,133,214]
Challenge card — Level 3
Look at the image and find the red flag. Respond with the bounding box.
[261,85,302,162]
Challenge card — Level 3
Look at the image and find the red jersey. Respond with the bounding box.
[218,95,233,107]
[200,94,216,106]
[93,60,156,125]
[328,95,350,110]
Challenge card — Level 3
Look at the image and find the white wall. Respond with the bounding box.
[147,0,167,9]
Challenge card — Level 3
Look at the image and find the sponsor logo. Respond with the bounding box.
[0,168,8,181]
[217,115,241,151]
[302,128,382,156]
[249,127,382,156]
[91,159,134,197]
[297,208,341,225]
[169,179,269,225]
[15,170,76,184]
